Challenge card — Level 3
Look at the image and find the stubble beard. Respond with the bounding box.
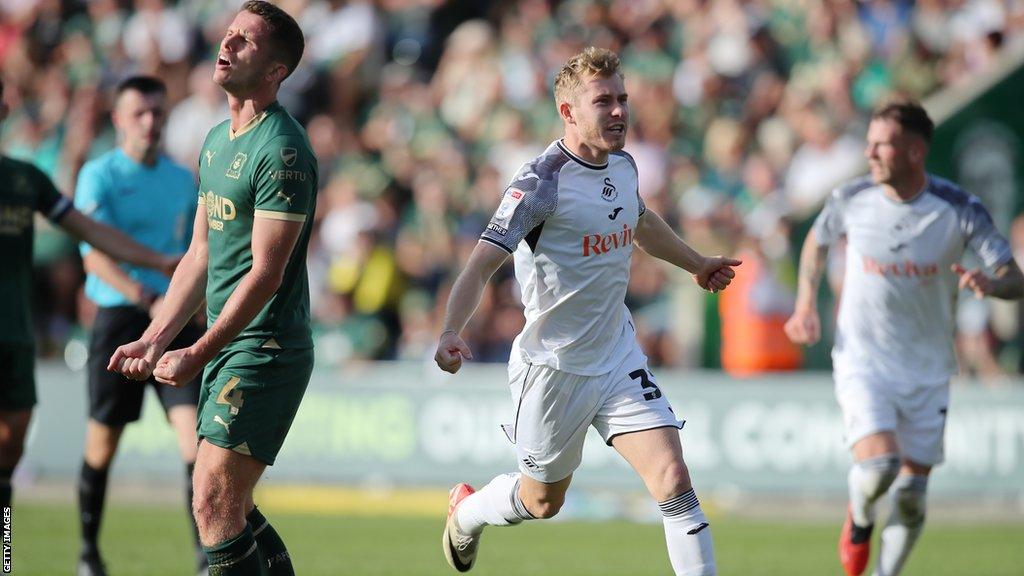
[581,121,615,154]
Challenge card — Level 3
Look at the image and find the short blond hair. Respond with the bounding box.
[554,47,623,104]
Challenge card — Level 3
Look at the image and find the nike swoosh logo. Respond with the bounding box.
[687,522,710,535]
[608,207,624,220]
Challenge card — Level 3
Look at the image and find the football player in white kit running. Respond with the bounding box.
[785,98,1024,576]
[434,47,741,575]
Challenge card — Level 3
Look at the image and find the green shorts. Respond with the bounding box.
[0,341,36,410]
[197,343,313,465]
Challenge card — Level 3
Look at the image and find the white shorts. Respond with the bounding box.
[503,343,684,483]
[835,376,950,466]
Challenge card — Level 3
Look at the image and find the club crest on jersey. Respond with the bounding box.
[226,152,248,179]
[601,177,617,202]
[280,147,297,167]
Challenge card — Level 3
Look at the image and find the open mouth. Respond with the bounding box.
[216,56,231,68]
[606,124,625,135]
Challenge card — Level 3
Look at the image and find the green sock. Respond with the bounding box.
[203,525,260,576]
[247,506,294,576]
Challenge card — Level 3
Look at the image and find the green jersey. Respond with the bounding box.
[0,156,73,343]
[197,102,318,349]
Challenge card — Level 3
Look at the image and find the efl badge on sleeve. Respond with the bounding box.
[488,188,526,236]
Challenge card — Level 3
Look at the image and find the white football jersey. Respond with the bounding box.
[814,175,1012,388]
[480,140,645,376]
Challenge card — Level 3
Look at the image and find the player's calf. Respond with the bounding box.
[659,488,716,576]
[839,454,898,576]
[518,490,565,519]
[443,474,539,572]
[848,454,900,527]
[248,506,294,575]
[77,462,110,562]
[193,474,260,575]
[454,474,537,533]
[202,524,262,576]
[192,477,248,546]
[876,475,928,576]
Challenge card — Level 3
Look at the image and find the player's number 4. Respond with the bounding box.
[629,369,662,401]
[216,376,245,415]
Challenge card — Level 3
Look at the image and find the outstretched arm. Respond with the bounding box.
[784,228,830,345]
[60,209,178,276]
[633,209,741,292]
[434,241,510,374]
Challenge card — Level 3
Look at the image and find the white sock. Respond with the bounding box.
[660,489,716,576]
[875,474,928,576]
[455,473,535,536]
[848,454,900,527]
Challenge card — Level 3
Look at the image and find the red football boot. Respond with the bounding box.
[839,506,873,576]
[443,483,480,572]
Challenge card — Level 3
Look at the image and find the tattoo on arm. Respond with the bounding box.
[796,233,829,306]
[988,261,1024,300]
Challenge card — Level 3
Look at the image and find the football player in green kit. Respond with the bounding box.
[108,2,316,575]
[0,77,178,513]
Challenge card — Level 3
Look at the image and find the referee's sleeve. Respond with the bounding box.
[72,161,111,255]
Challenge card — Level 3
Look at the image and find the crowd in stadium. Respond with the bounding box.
[1,0,1022,375]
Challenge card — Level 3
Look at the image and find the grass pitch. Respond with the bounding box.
[14,502,1024,575]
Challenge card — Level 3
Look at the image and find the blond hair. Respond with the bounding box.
[553,47,623,104]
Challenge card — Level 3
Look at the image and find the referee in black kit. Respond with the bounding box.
[73,76,207,576]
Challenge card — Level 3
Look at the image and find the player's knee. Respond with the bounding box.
[650,460,692,502]
[524,493,566,519]
[192,473,238,529]
[83,444,117,470]
[853,454,900,500]
[892,475,928,527]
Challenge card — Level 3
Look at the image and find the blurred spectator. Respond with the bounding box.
[164,62,228,171]
[783,105,864,216]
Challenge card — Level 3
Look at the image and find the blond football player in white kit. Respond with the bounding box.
[785,99,1024,576]
[434,47,741,575]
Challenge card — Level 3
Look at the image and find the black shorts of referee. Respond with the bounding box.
[88,306,204,425]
